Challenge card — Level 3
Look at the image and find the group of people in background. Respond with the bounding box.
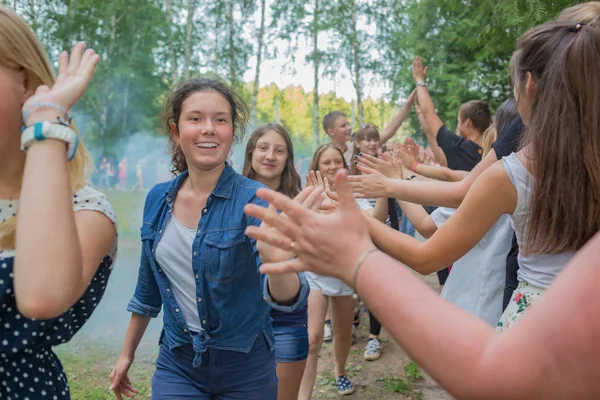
[1,3,600,400]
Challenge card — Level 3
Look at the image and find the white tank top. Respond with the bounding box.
[155,214,203,332]
[502,153,575,289]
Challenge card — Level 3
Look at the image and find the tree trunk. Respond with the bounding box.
[351,100,356,129]
[250,0,267,124]
[274,96,281,123]
[100,14,117,139]
[228,0,236,88]
[184,0,197,80]
[122,38,138,135]
[351,0,364,125]
[166,0,178,86]
[312,0,320,149]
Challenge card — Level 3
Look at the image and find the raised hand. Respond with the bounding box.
[307,170,339,213]
[355,150,402,180]
[412,56,429,82]
[256,186,324,263]
[244,169,374,285]
[23,42,100,126]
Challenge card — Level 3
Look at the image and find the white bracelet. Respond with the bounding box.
[21,122,79,161]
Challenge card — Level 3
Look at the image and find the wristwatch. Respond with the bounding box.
[416,80,427,87]
[21,122,79,161]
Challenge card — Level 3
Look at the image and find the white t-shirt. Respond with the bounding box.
[431,207,513,327]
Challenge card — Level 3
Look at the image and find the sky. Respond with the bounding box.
[240,0,389,102]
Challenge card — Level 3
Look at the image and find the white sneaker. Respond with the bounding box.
[324,320,333,342]
[364,338,382,361]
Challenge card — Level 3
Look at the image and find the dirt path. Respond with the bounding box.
[311,274,453,400]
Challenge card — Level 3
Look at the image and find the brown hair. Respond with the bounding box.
[163,78,249,175]
[558,2,600,27]
[242,123,302,198]
[512,21,600,254]
[350,124,380,175]
[458,100,492,134]
[308,144,349,174]
[0,6,93,249]
[322,111,347,133]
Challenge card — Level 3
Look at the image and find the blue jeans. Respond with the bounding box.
[273,324,309,363]
[151,333,277,399]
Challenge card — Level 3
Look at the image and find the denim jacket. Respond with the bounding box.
[127,164,309,367]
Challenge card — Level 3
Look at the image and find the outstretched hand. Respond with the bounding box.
[23,42,100,126]
[306,170,339,213]
[256,186,324,264]
[356,150,403,180]
[244,170,374,284]
[412,56,429,82]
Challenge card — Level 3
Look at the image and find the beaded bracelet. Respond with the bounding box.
[22,102,72,125]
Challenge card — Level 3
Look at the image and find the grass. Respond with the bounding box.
[102,189,147,239]
[55,343,155,400]
[383,377,424,400]
[404,360,424,381]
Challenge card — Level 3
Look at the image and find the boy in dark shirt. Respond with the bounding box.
[412,56,491,172]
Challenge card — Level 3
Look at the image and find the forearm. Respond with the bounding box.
[397,200,437,238]
[424,133,448,167]
[386,178,468,208]
[380,99,414,145]
[267,273,301,305]
[371,197,388,223]
[416,86,436,118]
[120,314,152,359]
[364,211,438,274]
[14,141,84,312]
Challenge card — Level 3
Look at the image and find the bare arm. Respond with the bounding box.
[370,197,388,223]
[414,163,469,182]
[366,162,516,274]
[14,141,115,320]
[356,233,600,400]
[396,200,438,238]
[387,149,498,207]
[379,90,417,145]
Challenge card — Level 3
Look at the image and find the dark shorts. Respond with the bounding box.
[273,323,309,363]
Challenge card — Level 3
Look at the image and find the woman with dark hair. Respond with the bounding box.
[109,79,309,399]
[242,123,307,400]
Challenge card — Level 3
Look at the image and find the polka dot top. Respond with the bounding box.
[0,185,117,400]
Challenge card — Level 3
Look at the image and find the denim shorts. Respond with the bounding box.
[151,333,277,399]
[273,324,309,363]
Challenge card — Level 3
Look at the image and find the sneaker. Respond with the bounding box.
[364,338,382,361]
[324,320,333,342]
[336,375,355,395]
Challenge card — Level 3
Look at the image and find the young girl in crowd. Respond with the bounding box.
[242,123,308,400]
[244,21,600,400]
[109,79,309,399]
[0,7,117,399]
[299,143,387,397]
[350,125,397,360]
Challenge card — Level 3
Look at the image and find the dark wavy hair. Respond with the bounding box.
[242,123,302,198]
[163,78,249,175]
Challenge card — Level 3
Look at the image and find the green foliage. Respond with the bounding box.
[6,0,586,161]
[404,360,424,381]
[383,377,424,399]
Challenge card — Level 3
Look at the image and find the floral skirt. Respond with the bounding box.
[496,281,544,332]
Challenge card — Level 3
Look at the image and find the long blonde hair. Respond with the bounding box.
[0,6,93,249]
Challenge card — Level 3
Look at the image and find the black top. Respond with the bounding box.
[436,126,483,171]
[492,115,525,160]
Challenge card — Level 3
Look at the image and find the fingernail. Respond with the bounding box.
[359,152,363,156]
[382,149,386,153]
[354,161,358,164]
[353,155,358,159]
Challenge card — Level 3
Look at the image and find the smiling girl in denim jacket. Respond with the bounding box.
[109,79,309,400]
